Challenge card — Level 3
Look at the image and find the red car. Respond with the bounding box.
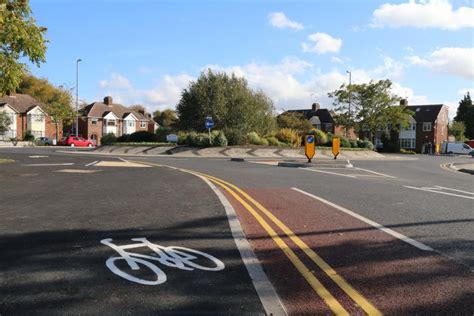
[58,136,95,147]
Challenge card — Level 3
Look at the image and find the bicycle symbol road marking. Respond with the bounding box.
[100,238,225,285]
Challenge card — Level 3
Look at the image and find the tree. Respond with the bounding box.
[153,109,177,128]
[0,1,48,95]
[449,121,466,141]
[17,73,74,141]
[328,79,413,142]
[277,112,312,134]
[0,111,12,135]
[454,92,474,139]
[177,69,276,136]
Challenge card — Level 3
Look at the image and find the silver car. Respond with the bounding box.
[35,137,55,146]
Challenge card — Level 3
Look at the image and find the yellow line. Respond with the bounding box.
[192,171,382,316]
[204,177,349,315]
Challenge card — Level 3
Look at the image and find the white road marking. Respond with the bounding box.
[353,167,396,178]
[434,185,474,195]
[101,238,225,286]
[24,163,74,166]
[55,169,100,174]
[300,167,357,178]
[117,157,128,162]
[404,185,474,200]
[29,155,49,158]
[85,160,99,167]
[291,187,434,251]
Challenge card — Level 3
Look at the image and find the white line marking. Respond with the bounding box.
[404,185,474,200]
[291,187,434,251]
[29,155,48,158]
[199,176,287,316]
[24,163,74,166]
[353,167,396,178]
[301,168,357,178]
[85,160,99,167]
[118,157,128,162]
[434,186,474,195]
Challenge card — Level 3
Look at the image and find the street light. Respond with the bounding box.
[75,58,82,137]
[346,70,352,138]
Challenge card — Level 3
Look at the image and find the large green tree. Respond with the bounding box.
[153,109,177,128]
[177,69,276,135]
[277,112,312,134]
[0,1,48,95]
[449,121,466,141]
[454,92,474,139]
[328,79,413,142]
[17,74,74,140]
[0,111,12,135]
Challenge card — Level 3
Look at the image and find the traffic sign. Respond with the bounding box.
[205,117,214,129]
[305,135,316,163]
[332,136,340,159]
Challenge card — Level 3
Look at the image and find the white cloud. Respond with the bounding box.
[457,87,473,95]
[99,73,132,89]
[302,32,342,54]
[406,47,474,80]
[372,0,474,30]
[268,12,304,30]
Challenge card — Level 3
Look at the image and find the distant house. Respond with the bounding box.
[78,96,158,144]
[285,103,357,139]
[0,93,62,140]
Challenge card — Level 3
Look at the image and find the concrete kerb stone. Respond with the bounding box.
[278,159,353,169]
[450,162,474,175]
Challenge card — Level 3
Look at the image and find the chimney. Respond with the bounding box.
[400,99,408,107]
[312,103,320,111]
[138,109,145,115]
[104,96,113,106]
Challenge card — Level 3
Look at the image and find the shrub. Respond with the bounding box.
[224,128,247,146]
[247,131,268,146]
[349,139,358,148]
[325,132,334,146]
[400,148,416,155]
[177,131,188,145]
[276,128,301,147]
[308,128,328,145]
[361,139,374,150]
[340,136,351,148]
[211,130,228,147]
[101,133,117,145]
[116,134,130,142]
[155,127,173,142]
[23,131,34,141]
[193,133,211,146]
[266,136,280,146]
[128,131,160,142]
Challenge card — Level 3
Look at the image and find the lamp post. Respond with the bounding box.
[75,58,82,137]
[346,70,352,139]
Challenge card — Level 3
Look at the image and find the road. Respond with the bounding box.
[0,147,473,315]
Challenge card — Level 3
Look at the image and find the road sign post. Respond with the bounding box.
[305,135,316,163]
[205,117,214,145]
[332,136,340,159]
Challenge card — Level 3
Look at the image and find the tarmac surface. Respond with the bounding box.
[0,147,473,314]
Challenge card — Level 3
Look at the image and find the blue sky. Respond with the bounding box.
[28,0,473,117]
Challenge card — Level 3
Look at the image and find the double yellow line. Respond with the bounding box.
[138,161,381,315]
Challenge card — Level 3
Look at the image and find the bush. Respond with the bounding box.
[308,128,328,145]
[224,128,247,146]
[266,136,280,146]
[101,133,117,145]
[211,130,228,147]
[325,132,334,146]
[128,131,160,142]
[177,131,188,145]
[247,131,268,146]
[116,134,130,142]
[23,131,34,141]
[361,139,374,150]
[349,139,358,148]
[155,127,173,142]
[400,148,416,155]
[340,136,351,148]
[276,128,301,147]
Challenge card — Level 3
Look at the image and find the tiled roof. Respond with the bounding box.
[81,101,151,121]
[286,108,334,124]
[407,104,444,122]
[0,94,45,113]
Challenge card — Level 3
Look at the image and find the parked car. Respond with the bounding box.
[440,142,473,154]
[58,136,95,147]
[469,150,474,158]
[35,137,55,146]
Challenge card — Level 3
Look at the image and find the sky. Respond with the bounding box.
[28,0,474,117]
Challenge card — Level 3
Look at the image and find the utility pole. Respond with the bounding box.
[75,58,82,136]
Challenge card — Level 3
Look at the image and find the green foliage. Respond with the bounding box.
[265,136,281,146]
[308,128,328,145]
[23,130,34,141]
[116,134,130,142]
[0,1,48,95]
[328,79,413,142]
[275,128,301,147]
[128,131,160,142]
[211,130,228,147]
[153,109,178,128]
[380,132,399,153]
[247,131,268,146]
[185,133,210,147]
[0,111,12,134]
[177,69,276,136]
[349,139,358,148]
[449,121,466,141]
[400,148,416,155]
[100,133,117,145]
[224,128,247,146]
[339,136,351,148]
[454,92,474,139]
[357,138,374,150]
[155,127,173,142]
[277,112,312,134]
[177,131,188,145]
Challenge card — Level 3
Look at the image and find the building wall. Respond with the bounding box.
[434,106,449,147]
[26,107,46,138]
[44,116,62,140]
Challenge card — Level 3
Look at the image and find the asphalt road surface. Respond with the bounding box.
[0,147,473,315]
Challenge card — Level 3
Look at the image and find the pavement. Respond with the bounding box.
[0,147,473,315]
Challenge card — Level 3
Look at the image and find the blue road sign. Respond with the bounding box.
[205,117,214,129]
[307,135,314,143]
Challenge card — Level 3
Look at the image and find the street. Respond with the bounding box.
[0,147,473,315]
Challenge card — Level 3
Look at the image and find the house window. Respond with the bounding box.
[325,123,333,131]
[107,120,116,126]
[315,124,321,129]
[422,122,432,131]
[399,138,415,149]
[128,120,135,127]
[403,123,416,131]
[140,121,146,128]
[29,114,44,122]
[91,119,98,125]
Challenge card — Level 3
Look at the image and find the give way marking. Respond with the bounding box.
[403,185,474,200]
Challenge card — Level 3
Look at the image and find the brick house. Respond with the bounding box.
[0,94,62,141]
[78,96,158,145]
[285,103,357,139]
